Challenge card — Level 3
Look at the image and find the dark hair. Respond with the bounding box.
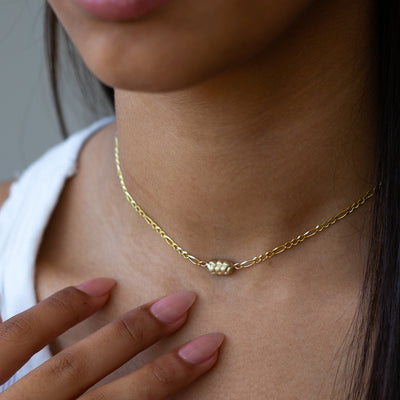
[44,6,115,138]
[44,2,400,399]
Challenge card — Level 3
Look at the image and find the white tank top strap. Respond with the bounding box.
[0,115,115,391]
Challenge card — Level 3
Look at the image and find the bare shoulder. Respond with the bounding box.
[0,180,14,208]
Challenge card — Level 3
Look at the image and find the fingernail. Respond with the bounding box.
[150,291,196,324]
[75,278,117,297]
[178,333,225,365]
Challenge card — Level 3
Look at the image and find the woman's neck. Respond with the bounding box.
[104,0,377,263]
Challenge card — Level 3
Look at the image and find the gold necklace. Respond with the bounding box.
[114,136,375,276]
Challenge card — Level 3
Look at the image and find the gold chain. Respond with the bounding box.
[114,137,376,276]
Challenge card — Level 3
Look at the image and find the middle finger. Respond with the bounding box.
[5,291,196,400]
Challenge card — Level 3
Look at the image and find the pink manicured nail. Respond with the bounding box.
[150,291,196,324]
[75,278,117,297]
[178,333,225,364]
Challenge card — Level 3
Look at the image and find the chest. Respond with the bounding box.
[35,258,357,400]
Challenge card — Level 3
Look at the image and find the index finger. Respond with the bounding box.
[0,278,116,384]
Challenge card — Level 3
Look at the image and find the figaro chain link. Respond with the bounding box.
[114,137,376,276]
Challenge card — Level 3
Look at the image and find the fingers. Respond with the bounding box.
[6,291,197,400]
[79,333,225,400]
[0,278,116,384]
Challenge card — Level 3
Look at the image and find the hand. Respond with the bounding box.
[0,278,224,399]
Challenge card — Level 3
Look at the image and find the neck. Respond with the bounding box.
[104,0,377,264]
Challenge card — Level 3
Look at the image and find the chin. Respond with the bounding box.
[86,58,218,93]
[49,0,317,93]
[75,36,247,93]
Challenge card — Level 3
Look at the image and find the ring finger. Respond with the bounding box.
[79,332,225,400]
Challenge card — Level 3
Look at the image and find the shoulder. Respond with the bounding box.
[0,181,13,209]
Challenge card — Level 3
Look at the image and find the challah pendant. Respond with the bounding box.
[206,260,235,276]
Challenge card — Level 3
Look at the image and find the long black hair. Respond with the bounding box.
[44,5,115,138]
[44,1,400,398]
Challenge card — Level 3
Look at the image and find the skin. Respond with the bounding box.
[0,281,224,399]
[1,0,378,398]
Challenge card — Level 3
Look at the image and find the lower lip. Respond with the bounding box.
[73,0,172,21]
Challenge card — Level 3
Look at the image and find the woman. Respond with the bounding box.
[0,0,397,398]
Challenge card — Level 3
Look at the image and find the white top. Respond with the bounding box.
[0,116,115,392]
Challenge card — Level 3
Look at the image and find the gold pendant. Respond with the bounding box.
[206,260,235,276]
